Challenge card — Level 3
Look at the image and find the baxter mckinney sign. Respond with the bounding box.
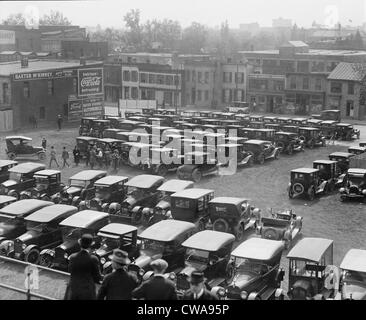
[78,68,103,97]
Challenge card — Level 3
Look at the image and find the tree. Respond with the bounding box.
[39,10,72,25]
[143,19,181,50]
[123,9,143,49]
[180,22,208,53]
[353,29,364,50]
[2,13,25,25]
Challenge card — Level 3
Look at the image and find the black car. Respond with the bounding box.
[274,132,304,155]
[79,117,98,136]
[0,162,46,199]
[335,123,360,141]
[339,169,366,202]
[298,128,326,148]
[288,168,325,201]
[0,160,18,184]
[328,152,355,175]
[242,140,280,164]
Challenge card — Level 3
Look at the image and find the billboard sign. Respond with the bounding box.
[13,69,77,81]
[78,68,103,97]
[0,30,15,45]
[68,95,104,121]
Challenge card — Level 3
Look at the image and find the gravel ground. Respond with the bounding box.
[0,125,365,299]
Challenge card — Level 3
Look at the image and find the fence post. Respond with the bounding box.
[26,269,31,300]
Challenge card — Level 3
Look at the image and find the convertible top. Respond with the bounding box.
[9,162,46,174]
[25,204,78,223]
[6,136,32,141]
[209,197,248,206]
[70,170,107,181]
[171,188,214,200]
[125,175,164,189]
[231,238,284,261]
[0,199,52,217]
[0,160,18,167]
[287,238,333,263]
[97,223,137,237]
[95,175,128,186]
[59,210,108,228]
[157,179,194,193]
[340,249,366,273]
[291,168,319,174]
[182,230,235,251]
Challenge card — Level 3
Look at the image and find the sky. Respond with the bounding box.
[0,0,366,29]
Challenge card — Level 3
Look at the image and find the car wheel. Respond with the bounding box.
[258,154,265,165]
[7,152,16,160]
[157,165,168,177]
[308,187,315,201]
[192,169,202,182]
[39,254,53,268]
[234,224,245,241]
[19,193,30,200]
[212,219,229,233]
[8,190,19,200]
[276,142,285,153]
[25,248,40,264]
[287,145,293,155]
[262,228,279,240]
[38,152,46,161]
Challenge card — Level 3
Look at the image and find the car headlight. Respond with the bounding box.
[168,272,176,281]
[217,288,226,297]
[240,291,248,300]
[139,269,145,276]
[22,244,27,250]
[339,188,345,193]
[64,253,68,259]
[100,257,106,265]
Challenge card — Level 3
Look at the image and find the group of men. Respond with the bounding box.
[65,234,217,300]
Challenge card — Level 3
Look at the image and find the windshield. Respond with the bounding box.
[0,214,15,224]
[26,221,47,232]
[127,187,145,199]
[141,239,165,254]
[61,226,82,240]
[8,172,22,182]
[234,257,269,275]
[99,237,120,250]
[35,177,49,189]
[343,270,366,283]
[348,176,365,186]
[185,248,209,264]
[70,179,88,188]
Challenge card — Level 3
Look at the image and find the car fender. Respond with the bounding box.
[108,202,121,214]
[72,196,81,206]
[24,244,40,254]
[19,190,32,199]
[101,203,109,212]
[275,288,285,299]
[7,189,19,199]
[0,239,13,255]
[40,248,55,257]
[248,292,260,300]
[131,206,143,213]
[317,180,327,193]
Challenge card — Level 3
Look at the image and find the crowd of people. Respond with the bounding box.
[65,234,218,300]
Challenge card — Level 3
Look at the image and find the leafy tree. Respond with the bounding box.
[39,10,72,25]
[180,22,208,53]
[123,9,143,49]
[2,13,25,25]
[143,18,181,50]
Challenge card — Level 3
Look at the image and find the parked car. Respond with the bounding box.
[0,195,17,209]
[263,116,277,123]
[142,147,182,177]
[256,209,302,249]
[252,129,276,142]
[75,137,97,159]
[335,123,360,141]
[40,210,110,270]
[89,119,110,138]
[5,136,46,161]
[319,120,338,139]
[290,118,308,126]
[19,169,64,201]
[248,121,265,129]
[79,117,98,136]
[242,140,280,164]
[0,160,18,184]
[274,132,304,155]
[360,142,366,147]
[306,119,323,128]
[79,175,128,212]
[337,249,366,300]
[128,220,196,280]
[117,120,145,132]
[215,143,254,168]
[7,204,78,263]
[264,123,281,131]
[170,188,214,230]
[109,175,165,225]
[209,197,260,241]
[0,162,46,199]
[348,146,366,155]
[298,128,326,148]
[328,152,355,175]
[286,237,336,300]
[313,160,345,191]
[276,117,291,126]
[141,179,194,227]
[94,223,139,274]
[103,128,123,139]
[51,170,107,206]
[288,168,324,200]
[211,238,285,300]
[0,200,53,253]
[339,169,366,203]
[281,125,300,134]
[105,116,123,129]
[175,230,236,295]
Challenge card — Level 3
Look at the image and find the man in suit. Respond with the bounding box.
[132,259,177,300]
[182,271,218,300]
[65,234,102,300]
[97,249,139,300]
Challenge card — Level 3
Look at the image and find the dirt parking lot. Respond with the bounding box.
[0,125,365,298]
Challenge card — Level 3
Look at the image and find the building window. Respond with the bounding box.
[192,70,196,82]
[131,87,138,99]
[327,62,338,72]
[140,73,148,83]
[290,76,296,89]
[141,89,148,100]
[222,89,231,103]
[123,70,130,81]
[235,72,245,84]
[157,74,164,84]
[166,75,173,85]
[205,90,209,101]
[47,80,54,96]
[149,73,156,84]
[186,70,190,82]
[348,82,355,95]
[197,90,202,101]
[330,81,342,93]
[297,61,309,73]
[2,83,9,104]
[311,61,325,72]
[273,80,284,91]
[346,100,354,116]
[131,71,138,82]
[315,78,322,91]
[302,77,309,90]
[223,72,232,83]
[174,75,180,86]
[39,106,46,120]
[204,72,209,83]
[23,82,30,98]
[164,91,173,105]
[147,89,155,100]
[63,104,68,117]
[198,72,202,83]
[124,86,130,99]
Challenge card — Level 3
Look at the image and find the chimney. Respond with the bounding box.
[21,56,29,68]
[80,57,86,65]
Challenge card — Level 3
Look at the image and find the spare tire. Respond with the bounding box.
[262,228,280,240]
[292,183,304,195]
[212,219,229,233]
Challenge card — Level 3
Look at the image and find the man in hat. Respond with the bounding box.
[97,249,139,300]
[65,234,102,300]
[132,259,177,300]
[182,271,218,300]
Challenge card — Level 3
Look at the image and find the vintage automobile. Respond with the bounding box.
[337,249,366,300]
[256,209,303,249]
[170,188,214,231]
[274,132,304,155]
[209,197,260,240]
[286,237,336,300]
[290,118,308,126]
[176,151,219,183]
[234,114,250,126]
[0,195,17,209]
[105,116,123,129]
[216,143,254,168]
[319,120,338,139]
[40,210,110,270]
[328,152,355,175]
[0,199,53,252]
[281,125,300,134]
[306,119,323,128]
[211,238,285,300]
[103,128,123,139]
[5,136,46,161]
[141,179,194,227]
[335,123,360,141]
[5,204,78,263]
[75,136,98,158]
[248,121,265,129]
[348,146,366,155]
[314,109,341,122]
[79,117,98,135]
[238,128,256,140]
[95,138,124,152]
[19,170,64,201]
[94,223,139,274]
[298,127,326,148]
[339,169,366,203]
[128,220,196,278]
[117,120,145,132]
[263,116,277,123]
[242,140,280,164]
[0,160,18,184]
[252,129,276,142]
[175,230,236,295]
[276,117,291,126]
[79,175,129,212]
[313,160,345,191]
[288,168,326,200]
[89,119,110,138]
[264,123,281,131]
[119,142,159,167]
[108,175,165,225]
[0,162,46,199]
[142,147,182,177]
[51,170,107,206]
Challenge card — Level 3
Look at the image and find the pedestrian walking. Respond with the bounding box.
[41,137,47,150]
[104,147,111,169]
[97,249,139,300]
[96,148,104,168]
[90,147,97,170]
[132,259,177,300]
[57,114,63,131]
[111,149,120,172]
[182,271,218,300]
[64,234,102,300]
[73,146,81,167]
[62,147,70,168]
[49,146,59,168]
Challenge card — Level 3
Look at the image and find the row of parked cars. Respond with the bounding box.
[288,143,366,202]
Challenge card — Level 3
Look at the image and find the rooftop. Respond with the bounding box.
[328,62,366,81]
[340,249,366,272]
[25,204,78,223]
[59,210,109,228]
[0,199,52,217]
[97,223,137,237]
[287,237,333,262]
[231,238,284,260]
[182,231,235,251]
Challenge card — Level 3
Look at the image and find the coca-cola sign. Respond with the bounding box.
[78,68,103,96]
